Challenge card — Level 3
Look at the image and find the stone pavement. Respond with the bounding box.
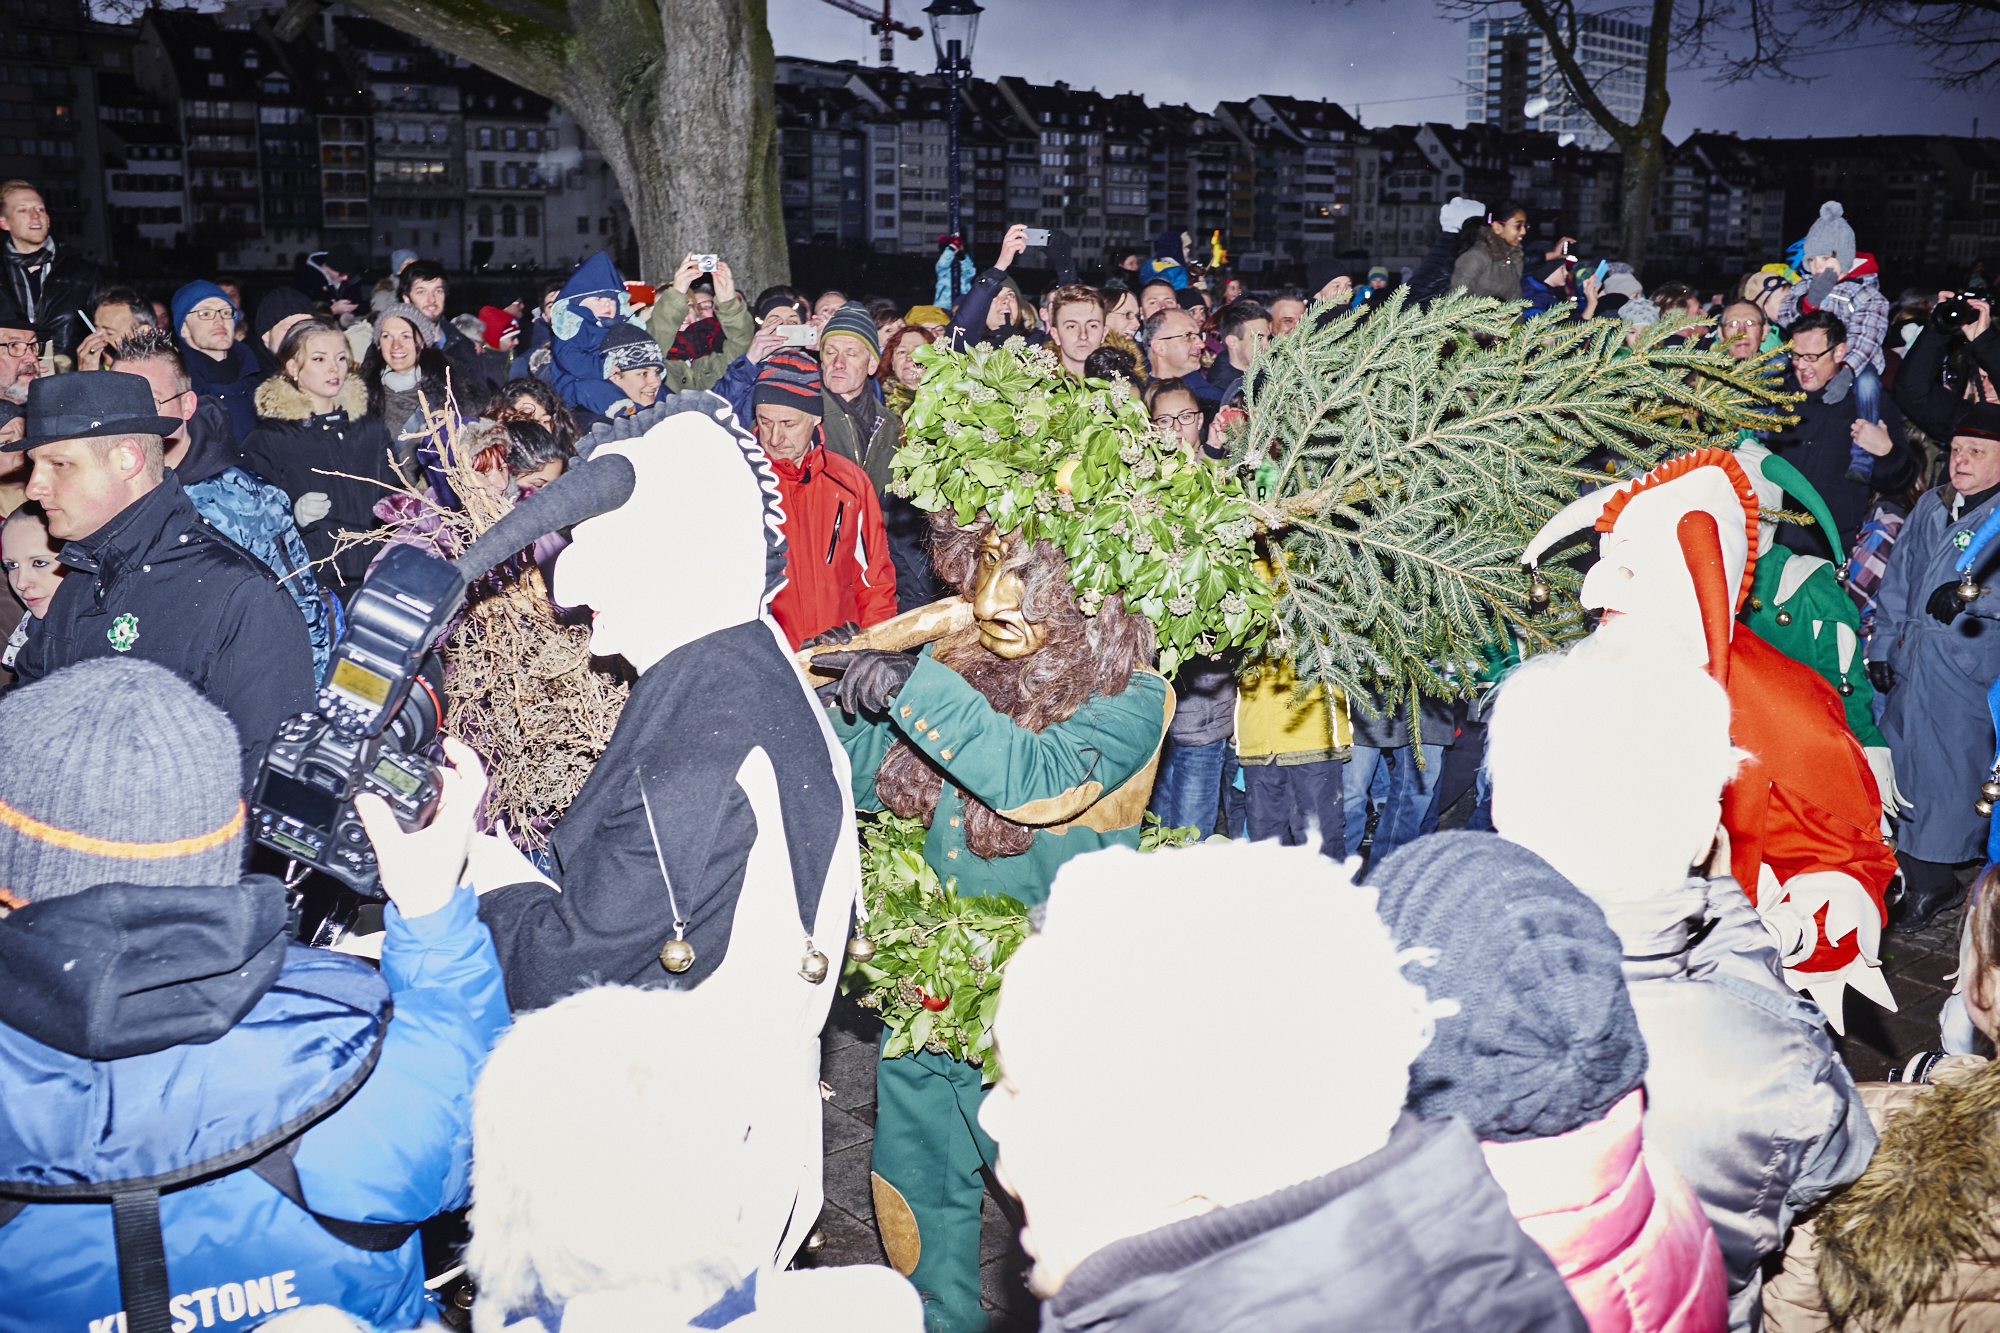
[804,844,1980,1331]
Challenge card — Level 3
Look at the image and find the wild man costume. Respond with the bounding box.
[810,339,1265,1331]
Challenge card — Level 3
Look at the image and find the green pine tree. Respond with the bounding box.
[1232,289,1797,721]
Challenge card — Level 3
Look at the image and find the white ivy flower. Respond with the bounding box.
[981,426,1001,444]
[1167,593,1196,617]
[1118,441,1144,466]
[1220,590,1249,615]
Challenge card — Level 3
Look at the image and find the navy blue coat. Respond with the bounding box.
[181,339,269,442]
[0,880,510,1333]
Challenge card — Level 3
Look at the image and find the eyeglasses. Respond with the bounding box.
[1722,319,1765,333]
[0,339,33,357]
[1152,409,1203,428]
[154,387,192,408]
[185,306,236,324]
[1792,345,1839,365]
[1151,330,1202,346]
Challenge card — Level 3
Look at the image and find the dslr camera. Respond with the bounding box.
[252,545,463,893]
[1935,292,1985,333]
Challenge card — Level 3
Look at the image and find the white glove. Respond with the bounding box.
[461,819,559,894]
[293,491,332,527]
[1865,746,1911,838]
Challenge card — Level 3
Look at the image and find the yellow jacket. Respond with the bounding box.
[1237,558,1349,762]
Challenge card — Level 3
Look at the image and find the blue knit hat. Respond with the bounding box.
[1371,830,1647,1142]
[169,280,239,337]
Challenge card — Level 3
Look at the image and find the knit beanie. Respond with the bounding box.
[755,290,806,322]
[820,303,880,357]
[1802,201,1856,275]
[170,280,239,337]
[389,248,419,275]
[376,301,439,350]
[254,286,315,342]
[1370,830,1647,1143]
[600,322,665,375]
[1621,296,1662,327]
[1439,196,1486,234]
[1601,272,1645,300]
[752,348,824,416]
[0,659,245,903]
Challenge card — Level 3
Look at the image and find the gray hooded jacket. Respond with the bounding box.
[1622,875,1876,1332]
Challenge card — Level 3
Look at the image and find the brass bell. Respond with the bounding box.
[1527,568,1550,612]
[659,937,695,973]
[1982,778,2000,801]
[803,1227,827,1254]
[1748,596,1763,611]
[846,933,877,963]
[1979,798,1994,818]
[800,945,831,985]
[1838,680,1853,696]
[1775,610,1791,626]
[1959,574,1981,604]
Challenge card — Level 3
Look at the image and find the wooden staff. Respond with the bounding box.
[797,597,975,685]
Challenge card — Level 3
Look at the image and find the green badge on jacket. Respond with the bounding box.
[107,613,140,653]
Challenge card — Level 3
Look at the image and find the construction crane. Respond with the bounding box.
[817,0,923,67]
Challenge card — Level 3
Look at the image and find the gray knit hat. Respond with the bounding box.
[1370,830,1646,1143]
[1802,200,1856,276]
[0,659,244,903]
[376,301,439,351]
[1620,296,1662,328]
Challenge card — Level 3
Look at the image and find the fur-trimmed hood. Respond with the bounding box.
[253,371,369,423]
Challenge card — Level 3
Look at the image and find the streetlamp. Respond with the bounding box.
[925,0,982,302]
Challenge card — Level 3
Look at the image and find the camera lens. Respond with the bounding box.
[384,653,444,752]
[1935,296,1978,331]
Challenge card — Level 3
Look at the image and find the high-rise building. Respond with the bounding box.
[1464,13,1647,151]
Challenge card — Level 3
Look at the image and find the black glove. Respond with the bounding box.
[813,649,918,715]
[801,621,860,649]
[1926,581,1970,625]
[1867,660,1897,694]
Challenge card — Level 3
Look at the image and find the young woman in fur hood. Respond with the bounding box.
[1765,866,2000,1331]
[241,317,399,590]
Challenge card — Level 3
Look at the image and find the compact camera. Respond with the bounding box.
[252,545,465,893]
[697,254,719,272]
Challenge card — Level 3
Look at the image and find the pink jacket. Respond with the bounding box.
[1481,1090,1728,1333]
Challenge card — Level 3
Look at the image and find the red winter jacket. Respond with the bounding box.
[769,438,897,648]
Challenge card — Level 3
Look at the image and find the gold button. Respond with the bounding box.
[947,848,959,860]
[900,705,912,718]
[940,748,953,761]
[914,719,927,731]
[927,729,941,742]
[949,816,960,827]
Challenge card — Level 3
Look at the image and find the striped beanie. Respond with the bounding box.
[821,303,880,357]
[0,659,245,903]
[601,322,665,375]
[753,348,824,416]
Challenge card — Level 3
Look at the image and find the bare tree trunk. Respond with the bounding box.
[1617,132,1664,276]
[290,0,788,289]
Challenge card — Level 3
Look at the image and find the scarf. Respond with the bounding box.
[668,316,725,362]
[2,238,52,320]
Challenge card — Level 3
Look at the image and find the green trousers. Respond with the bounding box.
[871,1045,999,1333]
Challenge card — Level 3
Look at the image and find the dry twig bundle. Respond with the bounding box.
[327,395,627,849]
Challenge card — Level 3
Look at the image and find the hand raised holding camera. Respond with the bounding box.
[997,222,1028,272]
[711,259,736,305]
[673,252,704,294]
[356,735,488,920]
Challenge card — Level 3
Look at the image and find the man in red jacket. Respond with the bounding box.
[753,348,896,647]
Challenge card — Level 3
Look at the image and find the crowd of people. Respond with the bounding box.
[0,159,1996,1333]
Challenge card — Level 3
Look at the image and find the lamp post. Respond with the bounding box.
[925,0,982,302]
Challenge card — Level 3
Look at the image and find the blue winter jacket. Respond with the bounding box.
[549,252,641,418]
[0,879,510,1333]
[186,467,335,685]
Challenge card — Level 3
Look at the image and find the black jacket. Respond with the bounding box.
[288,258,364,310]
[241,375,398,589]
[0,237,99,359]
[182,337,269,443]
[1408,230,1460,308]
[1766,373,1917,560]
[439,324,497,403]
[1892,319,2000,443]
[10,473,317,785]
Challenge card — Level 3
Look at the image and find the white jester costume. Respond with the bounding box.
[1523,448,1897,1026]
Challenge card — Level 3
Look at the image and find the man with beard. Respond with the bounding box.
[0,291,37,413]
[814,516,1172,1333]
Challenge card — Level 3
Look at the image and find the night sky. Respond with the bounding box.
[768,0,1992,142]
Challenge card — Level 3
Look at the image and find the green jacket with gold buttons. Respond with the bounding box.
[1741,549,1884,748]
[831,646,1173,909]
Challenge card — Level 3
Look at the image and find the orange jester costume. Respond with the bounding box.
[1522,449,1897,1026]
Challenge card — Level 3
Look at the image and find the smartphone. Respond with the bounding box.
[779,324,818,348]
[697,254,719,272]
[1022,228,1051,248]
[1592,258,1609,285]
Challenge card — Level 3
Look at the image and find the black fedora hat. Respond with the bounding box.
[9,371,185,453]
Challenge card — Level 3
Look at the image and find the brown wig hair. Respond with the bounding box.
[1964,864,2000,1023]
[873,514,1155,859]
[876,325,936,392]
